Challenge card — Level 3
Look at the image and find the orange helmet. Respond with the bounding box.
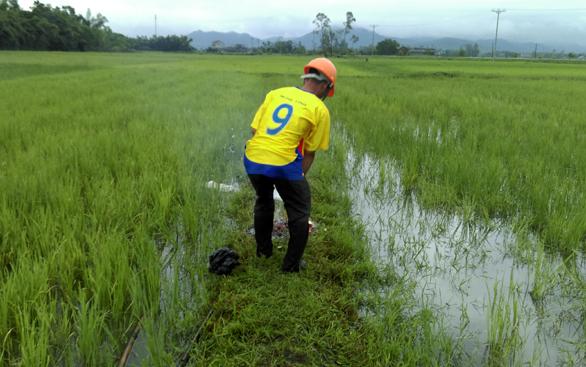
[303,57,337,97]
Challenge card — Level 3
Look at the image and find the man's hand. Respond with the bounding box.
[302,150,316,175]
[251,128,256,137]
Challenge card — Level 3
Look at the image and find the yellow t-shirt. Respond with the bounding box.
[245,87,330,166]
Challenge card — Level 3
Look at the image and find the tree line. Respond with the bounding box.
[0,0,192,51]
[6,3,570,59]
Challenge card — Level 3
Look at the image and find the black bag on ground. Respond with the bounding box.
[208,247,240,275]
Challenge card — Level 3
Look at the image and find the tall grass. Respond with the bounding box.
[333,57,586,255]
[0,52,263,364]
[2,52,584,365]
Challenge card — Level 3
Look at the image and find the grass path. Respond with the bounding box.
[181,133,454,366]
[186,144,374,366]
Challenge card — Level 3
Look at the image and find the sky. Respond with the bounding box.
[18,0,586,45]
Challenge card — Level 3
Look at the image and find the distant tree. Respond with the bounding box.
[334,37,348,54]
[90,12,108,29]
[351,34,359,47]
[232,43,247,52]
[343,11,355,34]
[342,11,355,53]
[274,40,293,53]
[260,40,272,52]
[376,38,400,55]
[294,42,306,54]
[0,1,22,48]
[258,40,305,55]
[221,43,248,53]
[503,51,520,58]
[0,1,192,51]
[211,39,224,50]
[464,43,480,57]
[313,12,333,56]
[148,35,192,51]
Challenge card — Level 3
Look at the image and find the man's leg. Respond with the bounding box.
[274,178,311,272]
[248,174,275,257]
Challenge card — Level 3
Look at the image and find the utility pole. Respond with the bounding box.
[534,43,538,59]
[492,9,505,60]
[154,14,158,37]
[370,24,377,56]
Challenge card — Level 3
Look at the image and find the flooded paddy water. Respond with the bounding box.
[123,228,208,366]
[346,149,585,366]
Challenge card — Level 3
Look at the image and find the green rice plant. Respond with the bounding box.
[333,57,586,255]
[0,52,254,363]
[17,304,52,367]
[1,51,584,365]
[74,290,108,366]
[486,277,522,366]
[529,240,560,307]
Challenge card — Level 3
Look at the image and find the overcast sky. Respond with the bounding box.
[18,0,586,45]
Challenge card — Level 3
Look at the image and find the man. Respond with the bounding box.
[243,57,337,272]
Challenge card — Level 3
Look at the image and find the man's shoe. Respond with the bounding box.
[281,259,307,273]
[256,250,272,258]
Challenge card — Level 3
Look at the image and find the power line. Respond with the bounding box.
[507,8,586,12]
[492,9,506,59]
[367,21,449,29]
[370,24,377,55]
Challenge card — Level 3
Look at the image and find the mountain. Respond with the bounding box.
[394,37,586,54]
[188,30,261,49]
[187,27,586,53]
[262,27,386,50]
[188,27,384,50]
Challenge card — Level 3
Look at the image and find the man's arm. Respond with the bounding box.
[251,128,256,137]
[302,150,316,175]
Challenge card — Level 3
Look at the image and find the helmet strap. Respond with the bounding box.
[321,86,331,101]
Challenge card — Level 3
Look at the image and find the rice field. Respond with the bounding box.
[0,51,584,365]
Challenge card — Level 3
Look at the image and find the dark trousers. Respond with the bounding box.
[248,174,311,272]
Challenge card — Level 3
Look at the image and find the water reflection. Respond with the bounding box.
[347,149,585,366]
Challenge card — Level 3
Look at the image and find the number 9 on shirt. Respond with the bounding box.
[267,103,293,136]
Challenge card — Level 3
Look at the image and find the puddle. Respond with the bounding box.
[347,149,585,366]
[158,230,204,314]
[122,328,148,367]
[124,227,206,366]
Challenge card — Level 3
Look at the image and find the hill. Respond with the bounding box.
[188,27,586,53]
[188,30,261,49]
